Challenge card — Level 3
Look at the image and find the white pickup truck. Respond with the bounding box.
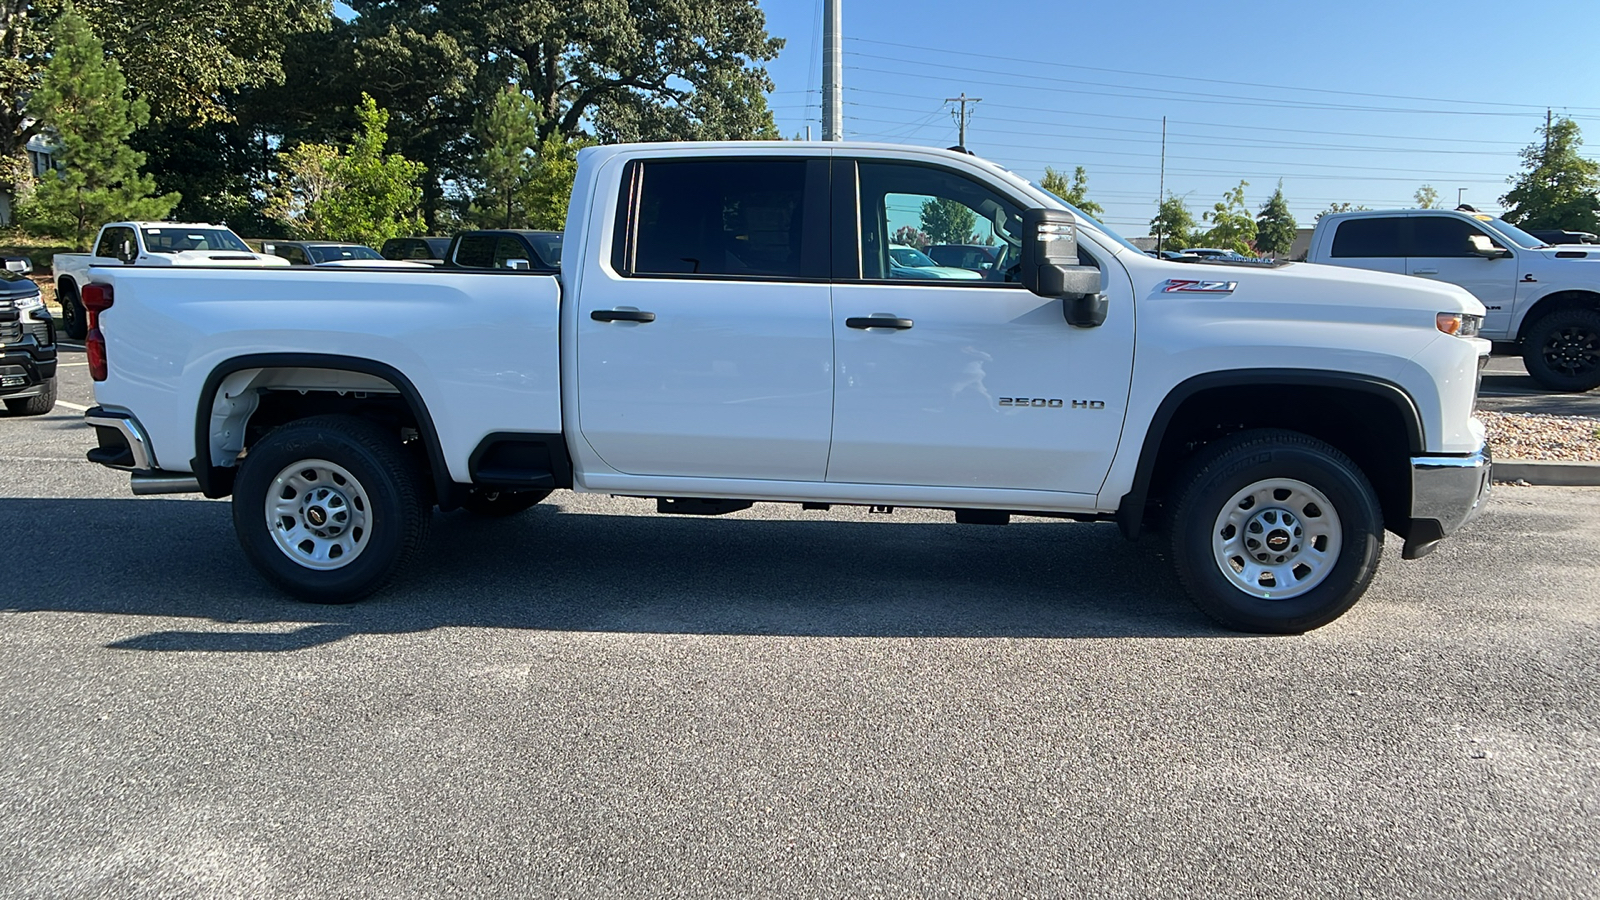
[53,221,287,339]
[1307,208,1600,391]
[79,142,1492,633]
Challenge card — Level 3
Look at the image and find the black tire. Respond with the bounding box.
[460,488,550,517]
[232,415,429,603]
[1522,308,1600,392]
[57,280,86,340]
[3,377,56,416]
[1166,429,1384,634]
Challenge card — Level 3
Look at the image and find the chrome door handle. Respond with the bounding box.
[846,316,914,330]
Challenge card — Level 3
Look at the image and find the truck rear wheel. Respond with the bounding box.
[1522,307,1600,392]
[233,415,429,603]
[1167,429,1383,634]
[57,281,86,340]
[3,377,56,416]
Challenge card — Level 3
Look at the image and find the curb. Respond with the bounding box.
[1494,459,1600,487]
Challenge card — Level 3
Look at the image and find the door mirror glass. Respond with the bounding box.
[1467,234,1511,258]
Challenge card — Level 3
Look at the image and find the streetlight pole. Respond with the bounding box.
[1458,188,1467,208]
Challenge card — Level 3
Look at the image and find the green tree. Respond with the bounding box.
[23,4,178,247]
[1040,165,1104,218]
[1500,116,1600,232]
[474,89,541,228]
[0,0,58,200]
[80,0,332,126]
[266,94,424,245]
[920,196,977,245]
[1255,181,1297,258]
[1201,180,1256,254]
[1414,184,1439,209]
[1316,201,1368,220]
[1150,193,1195,251]
[517,132,588,231]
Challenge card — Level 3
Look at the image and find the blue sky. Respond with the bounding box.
[757,0,1600,237]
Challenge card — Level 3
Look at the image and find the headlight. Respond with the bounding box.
[14,292,43,313]
[1436,312,1483,338]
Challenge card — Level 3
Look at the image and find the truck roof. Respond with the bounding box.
[116,221,231,229]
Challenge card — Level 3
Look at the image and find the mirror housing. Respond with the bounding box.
[1021,208,1106,327]
[505,258,531,270]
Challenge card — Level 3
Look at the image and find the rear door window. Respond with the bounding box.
[624,158,820,279]
[1330,218,1406,258]
[453,234,497,268]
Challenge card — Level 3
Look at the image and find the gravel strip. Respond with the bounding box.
[1478,410,1600,462]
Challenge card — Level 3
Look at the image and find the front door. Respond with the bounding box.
[576,156,835,482]
[826,160,1135,496]
[1405,214,1518,335]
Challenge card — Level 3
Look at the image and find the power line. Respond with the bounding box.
[847,37,1600,114]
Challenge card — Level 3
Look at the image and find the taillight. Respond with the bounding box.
[81,283,113,381]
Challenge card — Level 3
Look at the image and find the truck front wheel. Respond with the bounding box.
[233,415,430,603]
[1167,429,1383,634]
[57,282,86,341]
[1522,308,1600,392]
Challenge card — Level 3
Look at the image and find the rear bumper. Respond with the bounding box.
[84,406,154,470]
[1403,441,1493,559]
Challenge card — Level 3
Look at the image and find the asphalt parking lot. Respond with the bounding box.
[3,350,1598,898]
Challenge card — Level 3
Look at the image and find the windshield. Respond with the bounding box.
[1474,216,1548,250]
[140,227,251,254]
[1032,185,1146,255]
[889,246,940,268]
[308,244,382,263]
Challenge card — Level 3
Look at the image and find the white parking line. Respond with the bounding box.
[56,362,88,367]
[55,400,89,412]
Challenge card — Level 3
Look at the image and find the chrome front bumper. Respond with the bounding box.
[1404,442,1492,559]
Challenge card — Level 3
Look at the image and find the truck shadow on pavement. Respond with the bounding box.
[2,495,1233,650]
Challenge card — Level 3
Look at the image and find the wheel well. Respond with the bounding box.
[193,359,453,506]
[1136,384,1416,537]
[1517,290,1600,340]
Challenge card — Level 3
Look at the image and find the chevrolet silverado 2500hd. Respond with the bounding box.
[79,142,1492,633]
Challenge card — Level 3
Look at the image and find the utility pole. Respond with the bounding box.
[1156,116,1167,251]
[822,0,843,141]
[1458,187,1467,207]
[945,93,981,148]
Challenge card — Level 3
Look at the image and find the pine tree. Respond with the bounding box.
[475,90,542,228]
[1255,181,1297,258]
[24,4,179,248]
[1501,116,1600,232]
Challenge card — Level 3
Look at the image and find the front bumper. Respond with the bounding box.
[1403,441,1492,559]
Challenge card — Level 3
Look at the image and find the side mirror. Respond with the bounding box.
[1020,208,1105,327]
[1468,235,1511,259]
[505,258,531,270]
[120,239,135,263]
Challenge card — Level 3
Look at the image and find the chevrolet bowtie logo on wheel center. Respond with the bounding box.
[307,506,327,527]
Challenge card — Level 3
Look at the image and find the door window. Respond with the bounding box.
[94,227,135,262]
[1330,218,1406,258]
[856,162,1024,284]
[1412,216,1502,257]
[453,234,498,268]
[627,159,814,279]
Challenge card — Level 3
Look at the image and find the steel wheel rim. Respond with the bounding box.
[1211,477,1342,600]
[265,458,373,570]
[1542,325,1600,376]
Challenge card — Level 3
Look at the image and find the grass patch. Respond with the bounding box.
[0,229,76,273]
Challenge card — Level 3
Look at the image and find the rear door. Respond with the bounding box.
[575,156,835,481]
